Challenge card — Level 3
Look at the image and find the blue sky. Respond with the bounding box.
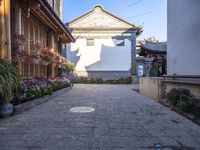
[62,0,167,41]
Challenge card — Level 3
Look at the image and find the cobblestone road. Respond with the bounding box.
[0,84,200,150]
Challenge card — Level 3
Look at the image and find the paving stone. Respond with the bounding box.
[0,84,200,149]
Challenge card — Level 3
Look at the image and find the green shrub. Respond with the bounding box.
[178,89,194,112]
[118,77,124,84]
[88,78,95,84]
[96,78,103,84]
[80,77,88,83]
[167,88,181,106]
[73,76,133,84]
[190,97,200,117]
[167,88,194,113]
[123,76,132,84]
[0,59,20,104]
[104,80,112,84]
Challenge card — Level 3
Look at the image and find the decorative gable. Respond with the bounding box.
[69,5,134,29]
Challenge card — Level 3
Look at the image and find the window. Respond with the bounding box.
[87,39,94,46]
[20,15,49,78]
[116,38,125,46]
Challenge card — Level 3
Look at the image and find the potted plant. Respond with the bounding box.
[30,53,40,64]
[58,58,66,68]
[41,48,53,66]
[0,59,20,117]
[12,50,29,63]
[63,60,75,74]
[30,42,41,52]
[11,34,26,51]
[41,55,52,66]
[57,62,63,68]
[11,34,27,63]
[52,55,60,67]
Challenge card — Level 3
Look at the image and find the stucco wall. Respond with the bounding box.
[167,84,200,98]
[68,37,132,72]
[139,77,164,100]
[167,0,200,75]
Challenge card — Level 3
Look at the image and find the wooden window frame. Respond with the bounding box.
[20,13,49,78]
[86,38,94,47]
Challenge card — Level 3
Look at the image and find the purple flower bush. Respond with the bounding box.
[13,77,71,105]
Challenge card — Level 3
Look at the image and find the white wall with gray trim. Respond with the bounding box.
[167,0,200,75]
[67,34,135,72]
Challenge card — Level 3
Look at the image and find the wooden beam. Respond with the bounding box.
[0,0,11,59]
[28,22,30,77]
[37,0,75,42]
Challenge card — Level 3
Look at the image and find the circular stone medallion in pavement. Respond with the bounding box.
[69,107,95,113]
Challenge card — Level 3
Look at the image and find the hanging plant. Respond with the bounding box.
[63,60,75,73]
[57,62,62,68]
[30,41,41,52]
[40,48,54,65]
[29,52,40,64]
[57,58,65,68]
[12,50,29,63]
[42,48,54,57]
[12,34,27,51]
[40,55,52,65]
[53,55,60,63]
[11,34,28,63]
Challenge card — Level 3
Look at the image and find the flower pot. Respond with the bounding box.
[13,56,21,62]
[31,58,40,64]
[0,102,13,118]
[57,64,62,68]
[43,62,49,66]
[21,56,27,62]
[51,63,57,67]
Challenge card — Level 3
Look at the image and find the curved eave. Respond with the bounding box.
[141,45,167,53]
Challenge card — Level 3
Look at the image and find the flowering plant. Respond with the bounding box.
[14,77,71,104]
[42,48,54,57]
[57,58,65,68]
[63,60,75,72]
[53,55,60,63]
[30,41,41,52]
[29,52,40,64]
[11,34,28,63]
[12,34,27,51]
[40,48,54,65]
[40,55,52,65]
[12,50,29,63]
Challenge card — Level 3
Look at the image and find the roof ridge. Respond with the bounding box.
[67,4,136,27]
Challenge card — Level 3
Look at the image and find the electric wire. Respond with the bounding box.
[112,0,143,12]
[74,7,165,39]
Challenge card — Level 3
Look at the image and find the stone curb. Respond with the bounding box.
[13,86,73,115]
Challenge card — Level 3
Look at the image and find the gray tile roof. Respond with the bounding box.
[141,41,167,53]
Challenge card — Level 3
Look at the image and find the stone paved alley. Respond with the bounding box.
[0,84,200,150]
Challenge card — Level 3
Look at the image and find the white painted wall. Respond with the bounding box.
[167,0,200,75]
[68,37,131,71]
